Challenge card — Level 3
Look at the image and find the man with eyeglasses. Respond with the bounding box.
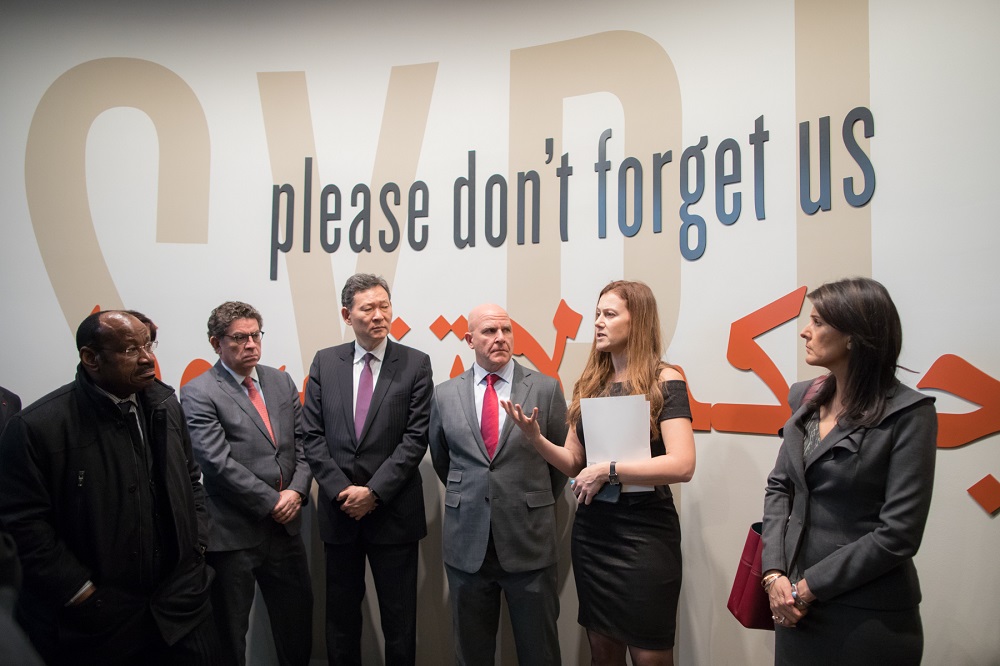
[180,301,313,666]
[0,310,220,665]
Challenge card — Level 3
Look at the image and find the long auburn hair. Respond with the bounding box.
[567,280,667,435]
[807,277,903,427]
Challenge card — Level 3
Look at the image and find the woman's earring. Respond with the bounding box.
[847,339,852,350]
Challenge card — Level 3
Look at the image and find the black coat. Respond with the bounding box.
[0,368,213,660]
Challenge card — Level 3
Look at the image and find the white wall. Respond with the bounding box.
[2,1,998,663]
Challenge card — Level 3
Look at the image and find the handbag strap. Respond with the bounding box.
[800,374,827,409]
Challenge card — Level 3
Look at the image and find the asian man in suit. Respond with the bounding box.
[180,301,313,666]
[429,303,568,665]
[302,274,433,666]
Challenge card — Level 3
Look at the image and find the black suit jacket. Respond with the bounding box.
[302,340,432,545]
[0,371,213,660]
[0,385,21,435]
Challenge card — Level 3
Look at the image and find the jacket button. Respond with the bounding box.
[128,485,137,493]
[485,497,489,503]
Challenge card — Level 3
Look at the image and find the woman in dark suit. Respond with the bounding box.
[504,280,696,666]
[762,277,937,665]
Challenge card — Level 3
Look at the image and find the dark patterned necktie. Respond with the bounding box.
[355,353,375,439]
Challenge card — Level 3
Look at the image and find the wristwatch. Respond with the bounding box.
[608,461,620,486]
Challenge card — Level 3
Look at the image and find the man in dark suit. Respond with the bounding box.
[303,273,432,666]
[0,311,219,665]
[0,385,20,433]
[429,304,567,665]
[180,301,313,666]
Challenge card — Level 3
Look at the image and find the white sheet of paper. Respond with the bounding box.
[580,395,654,492]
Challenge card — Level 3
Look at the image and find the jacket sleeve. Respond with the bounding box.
[803,400,938,600]
[302,352,353,502]
[428,388,450,485]
[762,439,794,573]
[0,416,92,606]
[541,380,569,496]
[280,370,312,502]
[761,380,812,573]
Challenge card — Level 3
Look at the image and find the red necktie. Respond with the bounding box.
[244,376,276,444]
[481,373,499,458]
[355,353,375,439]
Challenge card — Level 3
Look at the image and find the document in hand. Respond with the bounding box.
[580,395,653,492]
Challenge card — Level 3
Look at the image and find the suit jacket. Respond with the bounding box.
[302,340,432,545]
[0,370,213,658]
[180,361,312,552]
[0,385,21,435]
[762,378,937,610]
[429,361,568,574]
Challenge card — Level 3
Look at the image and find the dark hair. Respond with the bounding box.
[808,277,902,426]
[207,302,263,340]
[341,273,391,309]
[125,310,157,342]
[76,311,111,351]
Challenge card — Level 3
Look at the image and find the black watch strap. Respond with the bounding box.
[609,461,620,485]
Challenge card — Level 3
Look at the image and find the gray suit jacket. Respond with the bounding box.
[429,361,568,574]
[180,361,312,551]
[762,378,937,610]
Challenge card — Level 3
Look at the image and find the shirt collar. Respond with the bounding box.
[473,359,514,386]
[354,337,388,363]
[220,359,260,386]
[93,383,139,409]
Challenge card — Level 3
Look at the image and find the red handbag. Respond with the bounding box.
[727,521,774,630]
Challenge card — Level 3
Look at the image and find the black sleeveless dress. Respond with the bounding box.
[571,380,692,649]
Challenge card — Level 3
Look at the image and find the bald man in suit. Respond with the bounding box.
[429,304,567,665]
[180,301,312,666]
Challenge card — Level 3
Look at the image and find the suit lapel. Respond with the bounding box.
[804,421,862,470]
[256,366,281,446]
[337,343,358,446]
[457,368,489,459]
[214,361,273,444]
[359,340,396,443]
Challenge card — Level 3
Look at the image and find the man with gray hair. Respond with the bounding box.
[303,274,433,666]
[180,301,313,666]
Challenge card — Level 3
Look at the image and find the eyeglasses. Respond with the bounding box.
[105,341,158,358]
[223,331,264,346]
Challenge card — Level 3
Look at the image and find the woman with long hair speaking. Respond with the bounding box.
[503,280,695,666]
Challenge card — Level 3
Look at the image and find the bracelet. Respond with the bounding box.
[791,582,810,608]
[761,572,783,591]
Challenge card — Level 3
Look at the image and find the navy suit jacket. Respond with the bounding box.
[180,362,311,551]
[302,340,432,545]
